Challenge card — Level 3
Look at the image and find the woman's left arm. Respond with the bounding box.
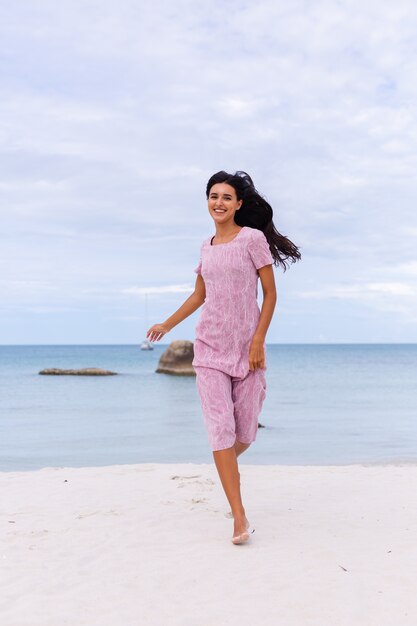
[248,265,277,371]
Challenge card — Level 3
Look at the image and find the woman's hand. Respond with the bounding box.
[146,323,170,343]
[248,336,265,371]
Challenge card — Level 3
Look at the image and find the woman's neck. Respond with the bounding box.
[213,222,242,240]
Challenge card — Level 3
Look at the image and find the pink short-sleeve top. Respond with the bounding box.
[192,226,274,378]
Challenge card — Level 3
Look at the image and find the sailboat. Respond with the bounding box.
[140,292,154,351]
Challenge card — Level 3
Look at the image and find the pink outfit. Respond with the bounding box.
[192,226,274,451]
[195,367,267,450]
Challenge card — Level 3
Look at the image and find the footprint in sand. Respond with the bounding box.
[171,475,215,488]
[77,509,120,519]
[170,475,202,481]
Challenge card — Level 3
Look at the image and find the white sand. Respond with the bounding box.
[1,462,416,626]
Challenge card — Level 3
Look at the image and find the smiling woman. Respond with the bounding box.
[205,171,301,268]
[146,170,301,545]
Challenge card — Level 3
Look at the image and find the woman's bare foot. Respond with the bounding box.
[232,513,251,544]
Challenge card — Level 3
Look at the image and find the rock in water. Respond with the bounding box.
[39,368,117,376]
[156,340,195,376]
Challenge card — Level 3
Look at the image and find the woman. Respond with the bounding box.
[147,170,301,545]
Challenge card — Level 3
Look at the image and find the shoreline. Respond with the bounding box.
[2,462,417,625]
[2,457,417,475]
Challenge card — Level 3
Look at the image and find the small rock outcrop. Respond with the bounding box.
[156,340,195,376]
[39,368,117,376]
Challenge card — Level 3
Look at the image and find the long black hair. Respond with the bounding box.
[206,170,301,271]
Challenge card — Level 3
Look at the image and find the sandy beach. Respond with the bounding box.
[2,462,416,626]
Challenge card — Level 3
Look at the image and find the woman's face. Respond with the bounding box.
[207,183,242,225]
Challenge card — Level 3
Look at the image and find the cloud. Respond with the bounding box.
[393,261,417,276]
[1,0,417,341]
[296,281,416,300]
[368,282,416,296]
[214,97,267,118]
[0,279,55,295]
[29,306,85,314]
[122,284,194,295]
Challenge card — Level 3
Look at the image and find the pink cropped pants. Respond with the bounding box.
[194,366,267,451]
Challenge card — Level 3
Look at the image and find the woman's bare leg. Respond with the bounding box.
[212,445,250,537]
[220,441,251,517]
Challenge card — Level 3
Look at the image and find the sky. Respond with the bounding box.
[1,0,417,344]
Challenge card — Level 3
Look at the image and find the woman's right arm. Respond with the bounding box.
[146,275,206,343]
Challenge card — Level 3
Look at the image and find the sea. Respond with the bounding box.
[0,344,416,472]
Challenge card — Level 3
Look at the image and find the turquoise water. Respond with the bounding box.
[0,344,416,471]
